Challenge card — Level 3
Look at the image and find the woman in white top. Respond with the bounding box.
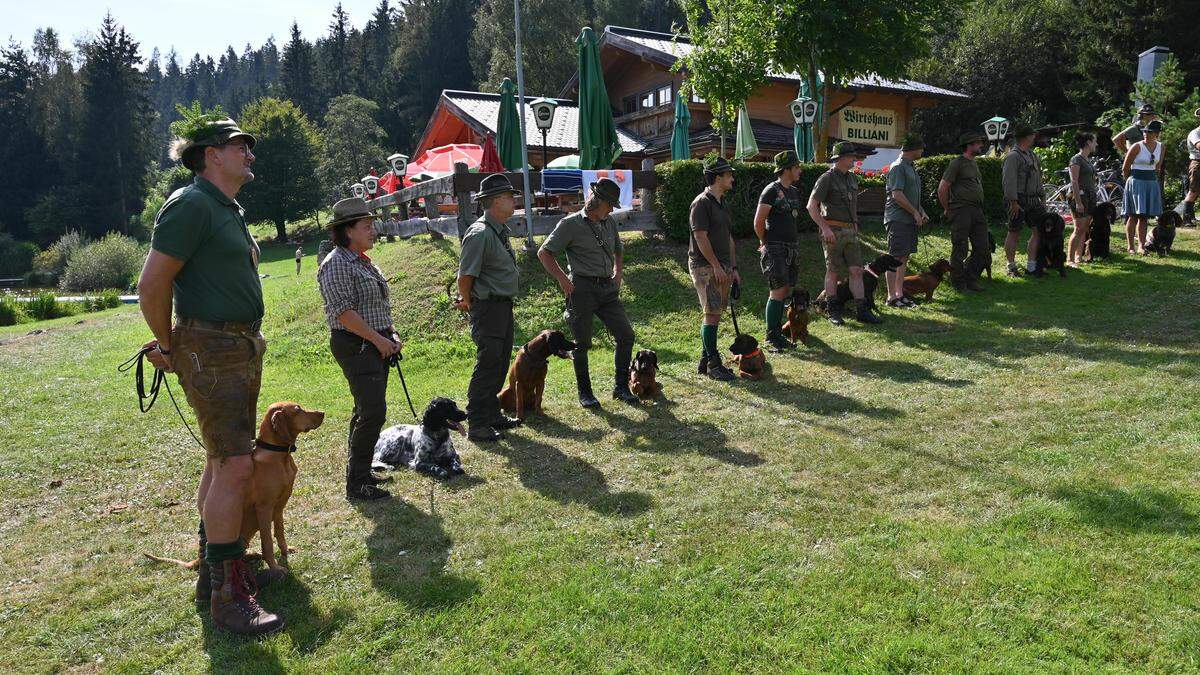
[1121,119,1165,254]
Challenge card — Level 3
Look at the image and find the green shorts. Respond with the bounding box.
[822,227,863,277]
[172,323,265,460]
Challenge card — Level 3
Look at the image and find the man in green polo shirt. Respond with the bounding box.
[938,131,989,291]
[456,174,524,442]
[539,178,639,407]
[807,142,881,326]
[883,134,927,307]
[754,150,804,352]
[136,111,281,636]
[689,156,739,382]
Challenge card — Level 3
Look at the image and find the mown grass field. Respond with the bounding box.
[3,220,1200,672]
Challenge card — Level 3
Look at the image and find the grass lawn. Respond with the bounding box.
[3,220,1200,672]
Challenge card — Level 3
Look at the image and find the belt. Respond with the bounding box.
[177,316,262,333]
[573,275,613,285]
[825,219,855,228]
[474,296,513,303]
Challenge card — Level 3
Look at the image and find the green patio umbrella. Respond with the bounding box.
[795,75,824,162]
[670,94,691,161]
[496,78,524,170]
[734,105,758,160]
[576,26,621,169]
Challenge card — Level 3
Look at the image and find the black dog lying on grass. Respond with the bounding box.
[1031,212,1067,277]
[1086,202,1116,261]
[373,398,468,479]
[1146,211,1180,256]
[814,253,902,314]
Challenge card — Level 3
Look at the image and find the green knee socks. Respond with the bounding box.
[765,298,784,337]
[701,324,718,358]
[206,539,246,566]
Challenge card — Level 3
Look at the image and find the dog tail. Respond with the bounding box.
[142,552,202,569]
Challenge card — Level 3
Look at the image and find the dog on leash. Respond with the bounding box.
[903,258,952,302]
[1032,212,1067,277]
[373,398,468,479]
[728,333,766,380]
[780,288,810,345]
[1086,202,1116,261]
[1146,211,1180,256]
[498,329,576,420]
[628,349,662,399]
[144,402,325,583]
[815,253,902,313]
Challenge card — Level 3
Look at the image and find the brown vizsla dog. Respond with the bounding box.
[498,330,577,420]
[144,402,324,584]
[903,258,952,301]
[628,349,662,399]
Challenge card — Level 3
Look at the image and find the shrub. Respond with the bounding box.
[0,234,39,277]
[23,293,78,321]
[83,290,122,312]
[28,231,85,286]
[60,233,145,292]
[0,296,21,326]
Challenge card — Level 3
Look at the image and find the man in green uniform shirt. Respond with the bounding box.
[938,131,990,291]
[807,142,882,326]
[689,156,739,382]
[883,134,928,306]
[539,178,639,407]
[1002,123,1045,276]
[136,113,282,636]
[455,174,524,442]
[753,150,804,351]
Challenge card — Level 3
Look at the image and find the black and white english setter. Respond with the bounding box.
[372,398,468,479]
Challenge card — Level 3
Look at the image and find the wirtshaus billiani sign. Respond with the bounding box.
[841,107,898,145]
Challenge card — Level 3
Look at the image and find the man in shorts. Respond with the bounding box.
[883,134,928,306]
[1001,123,1044,277]
[753,150,804,351]
[689,156,739,381]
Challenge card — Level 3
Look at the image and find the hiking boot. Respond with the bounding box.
[965,278,984,293]
[705,354,735,382]
[366,472,394,485]
[346,483,391,501]
[195,529,209,608]
[899,296,919,308]
[612,384,640,404]
[765,334,794,353]
[827,300,846,326]
[575,354,600,408]
[468,427,503,443]
[210,558,284,637]
[1006,263,1022,278]
[491,415,522,430]
[856,299,882,325]
[1185,201,1195,226]
[697,352,709,375]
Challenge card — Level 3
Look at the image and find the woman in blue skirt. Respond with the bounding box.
[1121,119,1165,254]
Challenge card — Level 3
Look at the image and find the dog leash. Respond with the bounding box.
[387,352,419,420]
[117,347,205,450]
[728,279,742,336]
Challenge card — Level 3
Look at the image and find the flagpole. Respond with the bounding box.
[513,0,536,252]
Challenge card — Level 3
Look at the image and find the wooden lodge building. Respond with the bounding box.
[414,25,968,170]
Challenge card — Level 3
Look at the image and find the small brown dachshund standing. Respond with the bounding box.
[498,329,577,420]
[729,334,767,380]
[903,258,952,301]
[780,288,810,345]
[628,349,662,399]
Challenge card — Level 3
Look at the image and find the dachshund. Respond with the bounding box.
[903,258,952,302]
[498,329,577,420]
[1031,212,1067,277]
[1086,202,1116,261]
[373,398,468,479]
[728,333,766,380]
[1146,211,1180,256]
[144,402,326,585]
[984,231,997,278]
[780,288,810,345]
[628,349,662,399]
[815,253,902,313]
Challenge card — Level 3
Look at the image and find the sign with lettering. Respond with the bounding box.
[841,106,898,145]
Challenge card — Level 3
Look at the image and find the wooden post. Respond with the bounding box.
[454,162,474,239]
[639,158,656,212]
[423,194,443,240]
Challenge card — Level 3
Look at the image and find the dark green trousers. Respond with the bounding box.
[330,330,389,486]
[467,298,514,429]
[565,277,635,386]
[949,204,989,281]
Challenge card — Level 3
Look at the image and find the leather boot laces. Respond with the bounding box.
[231,559,265,616]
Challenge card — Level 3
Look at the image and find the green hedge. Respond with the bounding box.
[653,157,990,241]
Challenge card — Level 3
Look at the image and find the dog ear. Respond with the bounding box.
[270,408,295,444]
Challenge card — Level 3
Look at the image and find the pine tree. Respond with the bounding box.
[0,41,53,240]
[324,4,353,98]
[281,22,323,118]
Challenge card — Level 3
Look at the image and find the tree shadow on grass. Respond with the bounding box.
[353,499,478,609]
[486,434,653,516]
[594,400,765,468]
[1049,483,1200,534]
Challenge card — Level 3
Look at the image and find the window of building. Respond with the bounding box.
[691,91,706,104]
[640,91,655,109]
[657,85,672,105]
[622,95,637,115]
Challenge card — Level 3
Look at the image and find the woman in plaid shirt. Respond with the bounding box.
[317,197,401,501]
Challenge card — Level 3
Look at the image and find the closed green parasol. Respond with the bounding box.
[576,27,621,169]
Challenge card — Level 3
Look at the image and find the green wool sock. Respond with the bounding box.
[765,299,784,336]
[701,324,718,358]
[206,540,246,565]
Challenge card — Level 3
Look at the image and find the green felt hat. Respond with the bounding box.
[1012,122,1036,139]
[326,197,375,230]
[901,133,925,151]
[773,150,801,173]
[169,117,255,162]
[703,156,734,175]
[590,178,623,208]
[473,173,521,202]
[828,141,857,161]
[958,131,986,148]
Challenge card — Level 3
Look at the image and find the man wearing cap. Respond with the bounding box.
[1002,123,1045,277]
[455,174,524,442]
[883,134,928,306]
[689,156,739,381]
[136,114,282,635]
[1181,109,1200,225]
[539,178,639,407]
[1114,104,1159,156]
[318,197,401,502]
[807,141,882,326]
[938,131,990,291]
[753,150,804,351]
